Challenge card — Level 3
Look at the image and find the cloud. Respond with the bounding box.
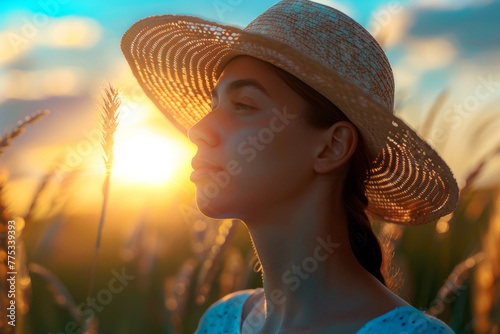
[0,67,87,103]
[408,1,500,54]
[36,16,101,49]
[367,5,412,48]
[447,54,500,95]
[404,37,457,71]
[415,0,494,10]
[393,64,421,91]
[0,13,102,67]
[0,31,25,66]
[309,0,355,17]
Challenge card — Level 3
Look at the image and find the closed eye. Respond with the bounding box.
[233,102,254,113]
[209,102,256,113]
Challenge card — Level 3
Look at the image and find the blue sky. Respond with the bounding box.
[0,0,391,32]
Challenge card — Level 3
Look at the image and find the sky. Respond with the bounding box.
[0,0,499,215]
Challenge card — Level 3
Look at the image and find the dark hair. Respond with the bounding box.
[270,64,391,287]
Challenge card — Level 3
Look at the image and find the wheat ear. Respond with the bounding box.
[0,110,50,157]
[82,83,122,333]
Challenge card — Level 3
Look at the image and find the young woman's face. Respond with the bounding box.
[188,55,319,221]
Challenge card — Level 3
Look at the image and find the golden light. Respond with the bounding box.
[435,213,453,234]
[436,220,450,234]
[113,129,190,185]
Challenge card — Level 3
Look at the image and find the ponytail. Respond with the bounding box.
[342,134,386,286]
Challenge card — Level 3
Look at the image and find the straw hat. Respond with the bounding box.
[121,0,459,225]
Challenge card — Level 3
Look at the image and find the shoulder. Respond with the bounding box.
[211,288,261,311]
[195,289,260,333]
[357,306,456,334]
[241,287,265,320]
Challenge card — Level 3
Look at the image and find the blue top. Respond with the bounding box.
[195,288,456,333]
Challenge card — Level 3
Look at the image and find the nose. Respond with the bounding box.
[187,112,220,147]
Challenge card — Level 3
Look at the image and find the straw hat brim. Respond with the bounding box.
[121,15,459,225]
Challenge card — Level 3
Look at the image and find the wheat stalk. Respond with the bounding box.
[0,178,15,334]
[29,263,98,332]
[0,110,50,157]
[466,111,500,150]
[424,138,500,326]
[23,167,56,227]
[121,217,159,290]
[0,110,49,333]
[420,89,449,140]
[473,187,500,333]
[164,257,198,334]
[433,140,500,241]
[460,143,500,199]
[218,246,244,298]
[46,168,81,218]
[99,83,122,174]
[82,83,122,333]
[427,251,486,316]
[24,150,81,225]
[195,219,239,305]
[189,206,221,262]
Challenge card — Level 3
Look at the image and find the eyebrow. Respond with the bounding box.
[211,79,271,99]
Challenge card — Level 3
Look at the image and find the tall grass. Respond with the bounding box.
[0,110,50,156]
[474,188,500,333]
[0,110,50,334]
[81,83,122,333]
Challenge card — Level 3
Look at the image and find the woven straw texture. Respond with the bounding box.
[120,0,459,225]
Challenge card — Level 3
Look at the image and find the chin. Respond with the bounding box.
[195,190,241,220]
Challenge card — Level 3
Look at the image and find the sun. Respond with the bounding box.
[112,128,191,185]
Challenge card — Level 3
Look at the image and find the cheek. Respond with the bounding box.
[194,113,314,219]
[223,122,314,202]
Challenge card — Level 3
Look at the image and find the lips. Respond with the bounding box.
[191,157,223,181]
[191,158,222,171]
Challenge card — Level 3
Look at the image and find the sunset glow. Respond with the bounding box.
[112,129,190,185]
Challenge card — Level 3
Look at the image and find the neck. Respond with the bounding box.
[241,179,374,332]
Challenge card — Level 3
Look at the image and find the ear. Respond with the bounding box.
[313,121,358,174]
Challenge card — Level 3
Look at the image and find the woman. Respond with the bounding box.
[121,0,459,333]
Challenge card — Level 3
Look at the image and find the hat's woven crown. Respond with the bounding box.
[243,0,395,113]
